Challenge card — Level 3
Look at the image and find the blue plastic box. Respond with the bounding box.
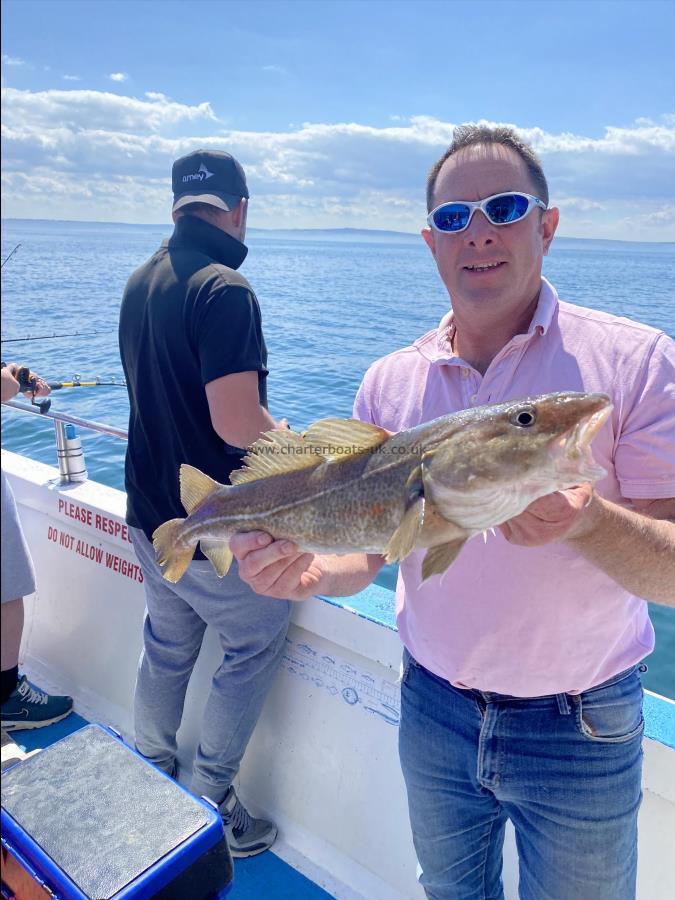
[1,724,232,898]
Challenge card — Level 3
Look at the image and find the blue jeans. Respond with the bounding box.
[131,528,291,803]
[398,651,644,900]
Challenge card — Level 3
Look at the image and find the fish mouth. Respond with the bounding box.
[570,403,612,449]
[556,400,613,480]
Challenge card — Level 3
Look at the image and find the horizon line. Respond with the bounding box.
[1,216,674,246]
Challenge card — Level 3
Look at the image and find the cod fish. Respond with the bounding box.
[153,391,611,584]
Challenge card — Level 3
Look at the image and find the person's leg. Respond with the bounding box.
[1,470,72,730]
[1,598,24,678]
[1,598,24,709]
[2,468,34,695]
[183,560,292,802]
[131,528,207,773]
[491,669,644,900]
[131,528,290,854]
[399,652,508,900]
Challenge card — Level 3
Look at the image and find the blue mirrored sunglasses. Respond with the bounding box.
[427,192,547,234]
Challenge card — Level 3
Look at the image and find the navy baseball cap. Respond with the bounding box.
[172,149,249,213]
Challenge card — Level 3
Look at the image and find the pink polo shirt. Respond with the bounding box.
[353,278,675,697]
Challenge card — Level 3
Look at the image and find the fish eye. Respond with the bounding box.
[511,407,537,428]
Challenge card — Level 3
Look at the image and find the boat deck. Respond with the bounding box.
[8,714,333,900]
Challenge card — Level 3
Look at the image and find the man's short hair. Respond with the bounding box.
[426,124,549,211]
[174,202,227,222]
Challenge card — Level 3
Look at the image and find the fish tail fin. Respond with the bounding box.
[180,464,221,514]
[152,518,193,583]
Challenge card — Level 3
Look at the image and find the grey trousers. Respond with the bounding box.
[1,469,36,604]
[131,527,291,803]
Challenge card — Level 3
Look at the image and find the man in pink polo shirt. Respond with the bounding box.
[231,125,675,899]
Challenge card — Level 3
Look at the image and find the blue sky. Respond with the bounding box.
[2,0,674,239]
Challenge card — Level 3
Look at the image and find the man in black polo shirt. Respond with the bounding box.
[119,149,291,857]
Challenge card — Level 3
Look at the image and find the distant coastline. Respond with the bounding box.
[2,218,674,249]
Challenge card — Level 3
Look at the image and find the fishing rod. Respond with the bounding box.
[9,367,127,414]
[47,375,127,390]
[1,243,21,269]
[1,329,116,344]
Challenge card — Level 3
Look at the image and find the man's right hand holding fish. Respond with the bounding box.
[230,531,377,602]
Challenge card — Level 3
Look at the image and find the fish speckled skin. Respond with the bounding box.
[153,392,612,583]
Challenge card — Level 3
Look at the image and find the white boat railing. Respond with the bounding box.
[5,398,127,483]
[5,397,129,441]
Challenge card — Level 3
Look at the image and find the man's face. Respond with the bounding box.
[422,144,559,319]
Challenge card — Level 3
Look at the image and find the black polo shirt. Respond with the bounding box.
[119,215,268,543]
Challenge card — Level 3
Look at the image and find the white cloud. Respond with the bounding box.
[554,196,604,212]
[620,206,675,228]
[261,65,286,75]
[2,54,25,66]
[1,89,673,239]
[62,74,80,82]
[2,87,216,134]
[109,72,129,83]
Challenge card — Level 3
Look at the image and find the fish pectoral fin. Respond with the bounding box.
[302,418,390,459]
[180,465,220,514]
[405,465,423,490]
[421,539,467,582]
[419,498,466,544]
[383,497,424,563]
[230,430,321,485]
[200,540,233,578]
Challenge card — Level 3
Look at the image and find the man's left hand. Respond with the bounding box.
[499,484,595,547]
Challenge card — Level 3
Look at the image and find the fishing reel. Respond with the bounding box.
[16,366,52,413]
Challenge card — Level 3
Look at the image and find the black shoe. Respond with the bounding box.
[219,787,277,857]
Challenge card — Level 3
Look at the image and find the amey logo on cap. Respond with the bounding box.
[182,162,215,184]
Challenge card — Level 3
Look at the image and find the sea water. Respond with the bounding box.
[1,219,674,698]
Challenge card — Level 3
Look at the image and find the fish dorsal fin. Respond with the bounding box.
[302,418,390,460]
[180,465,220,514]
[229,429,322,485]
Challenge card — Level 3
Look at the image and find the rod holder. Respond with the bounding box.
[55,421,88,483]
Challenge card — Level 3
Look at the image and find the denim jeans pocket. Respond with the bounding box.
[400,648,419,685]
[573,668,644,744]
